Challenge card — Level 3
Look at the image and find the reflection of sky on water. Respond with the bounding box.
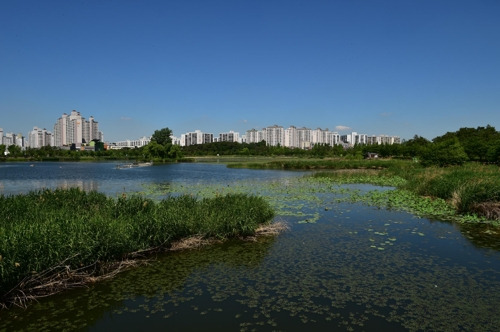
[0,162,306,197]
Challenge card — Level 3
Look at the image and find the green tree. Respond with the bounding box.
[151,127,173,146]
[402,135,431,158]
[433,125,500,162]
[168,144,183,159]
[143,141,166,159]
[7,145,22,157]
[0,144,6,156]
[421,137,468,167]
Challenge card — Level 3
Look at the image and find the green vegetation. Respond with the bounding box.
[0,188,274,306]
[400,164,500,219]
[228,158,407,170]
[216,154,499,222]
[300,162,500,222]
[2,125,499,165]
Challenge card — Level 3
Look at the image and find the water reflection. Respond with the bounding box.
[0,237,277,331]
[1,162,500,331]
[458,223,500,250]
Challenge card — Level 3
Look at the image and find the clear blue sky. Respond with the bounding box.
[1,0,499,142]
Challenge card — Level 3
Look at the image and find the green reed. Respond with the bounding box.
[228,158,405,170]
[230,157,499,221]
[0,188,274,299]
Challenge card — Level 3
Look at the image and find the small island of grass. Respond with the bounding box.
[0,188,276,308]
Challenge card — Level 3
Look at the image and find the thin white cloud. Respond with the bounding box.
[120,116,132,121]
[380,112,391,117]
[335,125,351,131]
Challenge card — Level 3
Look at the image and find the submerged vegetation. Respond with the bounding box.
[310,163,500,222]
[229,158,499,222]
[0,188,275,308]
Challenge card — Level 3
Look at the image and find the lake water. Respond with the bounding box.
[1,162,500,331]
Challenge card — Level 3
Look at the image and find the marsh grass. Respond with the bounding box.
[229,158,405,170]
[0,188,275,307]
[312,169,407,187]
[231,158,500,221]
[402,164,500,216]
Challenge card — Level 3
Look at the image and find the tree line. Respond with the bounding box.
[1,125,499,166]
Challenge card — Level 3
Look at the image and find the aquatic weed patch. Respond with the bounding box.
[147,171,496,226]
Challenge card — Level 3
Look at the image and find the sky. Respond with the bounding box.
[1,0,499,142]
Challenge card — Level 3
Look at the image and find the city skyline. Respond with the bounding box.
[1,1,499,142]
[1,116,400,146]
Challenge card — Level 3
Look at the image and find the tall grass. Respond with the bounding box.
[231,157,500,221]
[229,158,409,170]
[0,188,274,301]
[402,164,500,214]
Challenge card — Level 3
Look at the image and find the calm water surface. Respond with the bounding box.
[1,162,499,331]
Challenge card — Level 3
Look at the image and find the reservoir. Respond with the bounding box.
[1,162,499,331]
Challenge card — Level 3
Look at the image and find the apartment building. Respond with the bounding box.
[180,130,213,147]
[219,130,240,143]
[247,126,343,149]
[264,125,284,146]
[28,127,53,148]
[54,110,103,147]
[114,136,151,148]
[246,128,265,144]
[366,135,401,145]
[341,132,368,146]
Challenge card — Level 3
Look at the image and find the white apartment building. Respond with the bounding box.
[366,135,401,145]
[247,126,341,149]
[54,110,103,147]
[28,127,53,148]
[341,132,401,146]
[219,130,240,143]
[3,132,13,147]
[245,129,265,144]
[264,125,284,146]
[114,136,151,148]
[171,136,181,146]
[284,126,299,148]
[180,130,213,147]
[297,127,312,149]
[341,132,368,146]
[1,128,26,148]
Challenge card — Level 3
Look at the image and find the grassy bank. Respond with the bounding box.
[228,158,403,170]
[0,188,275,307]
[229,158,500,222]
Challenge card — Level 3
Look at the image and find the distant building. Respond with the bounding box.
[284,126,298,148]
[113,136,151,149]
[341,132,368,146]
[28,127,53,148]
[180,130,213,147]
[366,135,401,145]
[53,110,103,147]
[247,125,341,149]
[219,130,240,143]
[245,128,264,144]
[264,125,284,146]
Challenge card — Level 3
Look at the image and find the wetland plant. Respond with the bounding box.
[0,188,274,307]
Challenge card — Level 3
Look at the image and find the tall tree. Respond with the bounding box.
[7,145,22,157]
[151,127,173,146]
[421,137,468,167]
